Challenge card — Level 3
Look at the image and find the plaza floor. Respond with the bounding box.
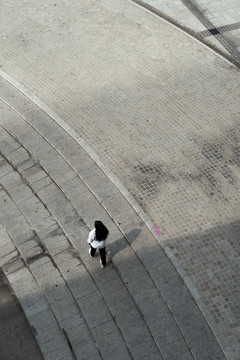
[0,0,240,359]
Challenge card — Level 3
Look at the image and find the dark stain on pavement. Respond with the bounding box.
[133,163,176,197]
[132,124,240,204]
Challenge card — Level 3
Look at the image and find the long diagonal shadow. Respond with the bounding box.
[180,0,240,61]
[107,228,142,258]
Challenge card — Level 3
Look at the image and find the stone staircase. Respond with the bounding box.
[0,76,225,360]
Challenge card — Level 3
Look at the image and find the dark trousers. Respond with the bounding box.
[90,246,106,266]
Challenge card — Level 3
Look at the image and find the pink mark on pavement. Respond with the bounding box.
[153,225,165,236]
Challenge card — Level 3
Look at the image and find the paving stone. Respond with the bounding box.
[0,214,29,243]
[33,217,58,234]
[68,225,90,250]
[0,127,10,141]
[68,273,99,303]
[75,290,103,310]
[101,191,131,217]
[58,174,88,196]
[43,234,71,256]
[2,257,25,274]
[6,273,49,319]
[0,102,226,359]
[22,165,47,184]
[177,313,218,348]
[116,318,157,359]
[64,323,100,360]
[105,288,136,316]
[24,298,50,318]
[71,187,109,218]
[60,313,85,330]
[81,165,119,202]
[31,176,53,192]
[0,160,12,177]
[62,218,88,243]
[9,183,35,203]
[80,298,113,329]
[37,185,68,209]
[0,170,22,190]
[65,262,90,283]
[53,303,80,322]
[0,0,237,357]
[44,348,72,360]
[37,223,61,241]
[7,146,29,161]
[45,291,75,315]
[43,284,70,303]
[18,238,41,254]
[92,329,132,360]
[0,136,21,155]
[53,247,82,265]
[170,352,194,360]
[29,308,72,359]
[21,164,41,181]
[19,197,50,221]
[93,263,130,295]
[67,153,100,178]
[137,352,165,360]
[28,255,51,270]
[31,261,64,288]
[40,339,67,356]
[0,224,12,247]
[0,193,22,222]
[0,267,44,360]
[191,340,227,360]
[52,203,81,226]
[23,246,45,262]
[111,206,139,225]
[54,254,82,273]
[0,242,17,258]
[10,223,36,246]
[0,250,19,267]
[16,158,36,173]
[7,266,38,293]
[10,151,31,168]
[125,226,157,250]
[153,330,190,359]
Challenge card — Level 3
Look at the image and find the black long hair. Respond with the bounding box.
[95,221,109,241]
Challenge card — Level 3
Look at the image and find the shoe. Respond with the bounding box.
[100,259,105,268]
[89,248,91,255]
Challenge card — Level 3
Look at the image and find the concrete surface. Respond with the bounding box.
[131,0,240,64]
[0,269,43,360]
[0,79,224,360]
[0,0,240,359]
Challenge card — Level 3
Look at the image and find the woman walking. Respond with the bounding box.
[88,221,109,268]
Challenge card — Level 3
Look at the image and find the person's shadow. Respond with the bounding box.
[107,228,141,258]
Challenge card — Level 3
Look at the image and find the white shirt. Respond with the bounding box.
[88,229,106,249]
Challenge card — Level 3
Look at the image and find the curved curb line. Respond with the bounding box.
[129,0,240,69]
[0,69,228,358]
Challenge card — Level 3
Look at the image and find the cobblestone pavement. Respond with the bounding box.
[0,79,224,360]
[131,0,240,64]
[0,0,240,359]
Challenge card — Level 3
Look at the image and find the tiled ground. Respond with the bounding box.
[133,0,240,63]
[0,0,240,358]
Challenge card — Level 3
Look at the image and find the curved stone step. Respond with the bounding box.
[0,153,133,359]
[0,80,225,360]
[0,224,74,360]
[0,183,103,360]
[0,127,163,359]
